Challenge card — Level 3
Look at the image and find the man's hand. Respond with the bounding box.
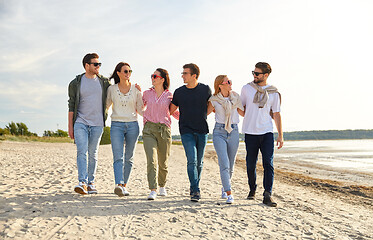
[68,126,74,140]
[276,136,283,149]
[68,112,74,139]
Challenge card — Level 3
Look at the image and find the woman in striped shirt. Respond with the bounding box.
[142,68,179,200]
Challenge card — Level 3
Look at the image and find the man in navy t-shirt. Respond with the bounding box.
[170,63,212,202]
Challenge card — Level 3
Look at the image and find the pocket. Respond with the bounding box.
[213,126,224,135]
[142,123,151,135]
[164,127,171,139]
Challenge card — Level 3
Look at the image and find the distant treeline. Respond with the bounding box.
[2,122,372,142]
[171,129,373,141]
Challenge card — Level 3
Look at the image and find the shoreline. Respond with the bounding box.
[204,146,373,209]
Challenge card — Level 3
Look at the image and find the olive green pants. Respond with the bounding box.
[142,121,172,189]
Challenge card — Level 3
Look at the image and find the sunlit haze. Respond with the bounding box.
[0,0,372,136]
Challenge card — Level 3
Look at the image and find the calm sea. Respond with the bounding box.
[233,139,373,173]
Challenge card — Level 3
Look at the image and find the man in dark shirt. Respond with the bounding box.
[170,63,212,202]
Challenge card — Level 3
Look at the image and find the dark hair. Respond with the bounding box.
[82,53,99,68]
[156,68,170,90]
[255,62,272,75]
[183,63,200,79]
[110,62,131,84]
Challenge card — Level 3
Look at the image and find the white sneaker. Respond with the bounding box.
[122,186,130,196]
[114,185,125,197]
[221,188,228,199]
[159,187,167,196]
[147,191,157,200]
[226,195,234,204]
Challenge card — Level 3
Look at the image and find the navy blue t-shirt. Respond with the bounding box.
[171,83,212,135]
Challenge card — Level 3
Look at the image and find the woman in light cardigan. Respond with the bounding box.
[106,62,143,197]
[142,68,179,200]
[207,75,244,204]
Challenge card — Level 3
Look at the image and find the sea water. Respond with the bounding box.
[235,139,373,173]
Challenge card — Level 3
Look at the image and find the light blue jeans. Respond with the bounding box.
[110,121,139,185]
[213,123,239,192]
[74,122,104,184]
[181,132,208,194]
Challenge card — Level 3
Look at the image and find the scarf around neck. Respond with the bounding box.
[209,91,244,133]
[249,81,280,108]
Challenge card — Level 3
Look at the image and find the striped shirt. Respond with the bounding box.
[143,88,179,128]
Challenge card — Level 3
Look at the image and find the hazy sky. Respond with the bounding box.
[1,0,372,136]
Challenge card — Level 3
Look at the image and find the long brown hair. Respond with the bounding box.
[213,75,227,95]
[110,62,131,84]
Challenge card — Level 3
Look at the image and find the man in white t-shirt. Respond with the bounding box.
[240,62,283,207]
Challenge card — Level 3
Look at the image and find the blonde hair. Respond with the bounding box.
[213,75,227,95]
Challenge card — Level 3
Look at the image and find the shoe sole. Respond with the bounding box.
[114,187,125,197]
[88,191,97,194]
[263,202,277,207]
[191,198,200,202]
[74,187,87,195]
[247,197,255,200]
[147,197,155,200]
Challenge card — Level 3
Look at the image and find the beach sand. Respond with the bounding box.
[0,141,372,239]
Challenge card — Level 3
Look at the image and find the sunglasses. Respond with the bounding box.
[181,72,190,75]
[151,74,162,79]
[123,70,133,74]
[89,62,102,67]
[221,80,232,85]
[252,71,266,76]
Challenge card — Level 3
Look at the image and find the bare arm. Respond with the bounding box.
[237,107,245,117]
[68,112,74,139]
[136,89,144,116]
[106,86,113,110]
[273,112,283,149]
[207,101,214,115]
[135,83,141,92]
[169,103,178,116]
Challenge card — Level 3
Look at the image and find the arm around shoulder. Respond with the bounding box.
[207,101,214,115]
[136,88,144,116]
[169,103,178,116]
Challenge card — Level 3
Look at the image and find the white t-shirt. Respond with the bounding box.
[240,84,280,135]
[211,98,240,124]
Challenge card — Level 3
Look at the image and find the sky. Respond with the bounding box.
[0,0,372,136]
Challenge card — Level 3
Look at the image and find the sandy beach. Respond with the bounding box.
[0,140,372,239]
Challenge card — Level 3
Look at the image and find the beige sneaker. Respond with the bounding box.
[87,184,98,194]
[74,182,88,195]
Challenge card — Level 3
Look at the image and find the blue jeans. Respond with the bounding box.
[181,132,208,194]
[74,122,104,184]
[213,123,239,192]
[110,121,139,185]
[245,133,274,194]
